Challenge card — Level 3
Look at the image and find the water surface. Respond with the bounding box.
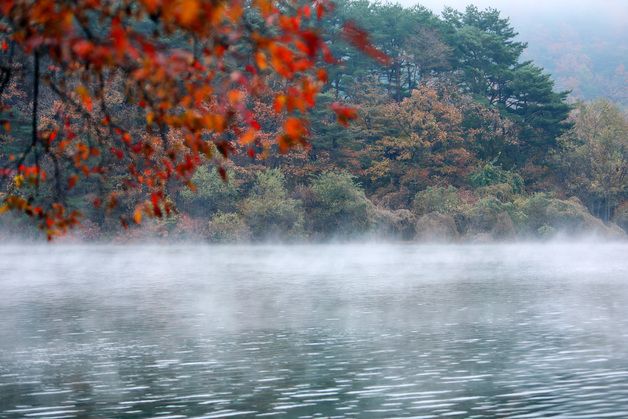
[1,243,628,418]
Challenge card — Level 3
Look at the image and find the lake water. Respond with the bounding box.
[1,243,628,418]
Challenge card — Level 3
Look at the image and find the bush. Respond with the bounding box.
[368,206,416,239]
[415,212,459,241]
[207,212,251,242]
[413,186,463,216]
[306,171,371,237]
[513,192,552,232]
[537,224,557,238]
[240,169,304,240]
[514,193,622,237]
[462,197,518,238]
[469,163,524,194]
[178,166,239,217]
[475,183,518,202]
[613,202,628,233]
[546,198,595,232]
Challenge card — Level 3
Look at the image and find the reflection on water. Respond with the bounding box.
[1,243,628,418]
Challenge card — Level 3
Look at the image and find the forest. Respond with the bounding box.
[0,0,626,242]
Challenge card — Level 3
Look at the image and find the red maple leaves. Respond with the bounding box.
[0,0,388,238]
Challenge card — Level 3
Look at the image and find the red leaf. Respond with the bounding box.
[284,117,305,138]
[331,103,358,127]
[342,21,391,65]
[299,31,321,57]
[151,192,163,217]
[68,175,78,189]
[110,147,124,160]
[72,40,93,58]
[110,17,128,54]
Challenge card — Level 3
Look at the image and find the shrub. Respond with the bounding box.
[178,166,239,217]
[415,213,459,241]
[546,198,607,234]
[513,192,553,232]
[537,224,557,238]
[613,202,628,233]
[306,171,371,237]
[413,186,463,216]
[240,169,304,240]
[475,183,517,202]
[462,196,519,237]
[514,193,617,237]
[207,212,251,242]
[368,206,416,239]
[469,163,524,194]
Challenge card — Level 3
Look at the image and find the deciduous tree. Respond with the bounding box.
[0,0,378,238]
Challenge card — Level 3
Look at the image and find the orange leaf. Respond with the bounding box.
[179,0,199,25]
[239,129,257,145]
[133,208,143,224]
[76,86,93,112]
[227,89,243,106]
[274,94,286,113]
[255,51,267,70]
[141,0,160,13]
[254,0,273,16]
[284,117,305,138]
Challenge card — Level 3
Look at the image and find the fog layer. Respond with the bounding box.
[1,243,628,417]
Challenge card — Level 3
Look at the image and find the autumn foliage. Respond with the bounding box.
[0,0,381,239]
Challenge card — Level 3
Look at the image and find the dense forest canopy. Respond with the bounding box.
[1,0,626,241]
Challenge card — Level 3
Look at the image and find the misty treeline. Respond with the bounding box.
[1,1,626,241]
[520,16,627,110]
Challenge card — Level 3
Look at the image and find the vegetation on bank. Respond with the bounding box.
[1,1,626,242]
[143,162,628,242]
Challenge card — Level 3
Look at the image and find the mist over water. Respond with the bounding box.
[1,242,628,418]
